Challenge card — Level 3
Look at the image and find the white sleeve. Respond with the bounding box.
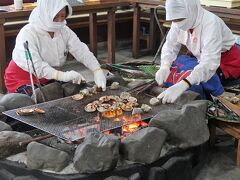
[161,25,182,66]
[13,28,58,80]
[65,27,100,72]
[186,21,222,85]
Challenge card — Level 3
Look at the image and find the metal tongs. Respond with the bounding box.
[23,41,46,103]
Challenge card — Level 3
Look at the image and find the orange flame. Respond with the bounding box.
[102,108,123,118]
[99,109,147,134]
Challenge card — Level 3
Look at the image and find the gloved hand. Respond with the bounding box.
[58,70,86,84]
[157,80,189,104]
[94,68,106,91]
[155,64,171,86]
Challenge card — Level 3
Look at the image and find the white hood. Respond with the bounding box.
[29,0,72,32]
[166,0,204,29]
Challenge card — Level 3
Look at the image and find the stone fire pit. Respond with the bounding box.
[0,80,210,180]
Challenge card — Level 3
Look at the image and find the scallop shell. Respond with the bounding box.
[99,96,110,102]
[108,95,121,102]
[132,108,143,115]
[149,97,160,106]
[120,92,131,100]
[128,96,138,103]
[141,104,152,113]
[80,89,90,96]
[84,103,97,112]
[97,103,111,112]
[121,103,133,112]
[34,108,45,114]
[110,82,120,90]
[72,94,84,101]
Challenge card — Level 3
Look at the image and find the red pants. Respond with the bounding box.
[220,44,240,79]
[4,60,49,93]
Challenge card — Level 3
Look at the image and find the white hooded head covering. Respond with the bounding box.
[166,0,204,30]
[29,0,72,32]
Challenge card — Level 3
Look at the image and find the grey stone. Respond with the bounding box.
[73,133,120,174]
[149,100,210,149]
[0,93,4,101]
[0,105,6,121]
[41,137,75,155]
[62,82,83,97]
[13,176,38,180]
[0,168,15,179]
[0,93,34,110]
[120,127,167,164]
[33,82,64,103]
[0,131,32,158]
[27,141,70,172]
[0,121,12,131]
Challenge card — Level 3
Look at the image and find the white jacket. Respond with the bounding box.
[161,0,235,85]
[13,24,100,80]
[12,0,100,80]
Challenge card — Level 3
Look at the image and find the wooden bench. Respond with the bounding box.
[209,119,240,166]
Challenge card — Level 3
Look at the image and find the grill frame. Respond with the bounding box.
[3,86,182,142]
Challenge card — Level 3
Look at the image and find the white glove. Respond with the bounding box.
[94,68,106,91]
[155,64,171,86]
[58,70,86,84]
[157,80,189,104]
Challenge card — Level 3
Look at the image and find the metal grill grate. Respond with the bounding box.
[3,87,181,142]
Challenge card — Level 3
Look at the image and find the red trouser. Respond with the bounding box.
[4,60,49,93]
[220,44,240,79]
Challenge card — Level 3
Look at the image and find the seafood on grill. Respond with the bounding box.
[110,82,120,90]
[71,94,84,101]
[84,103,97,112]
[121,103,134,112]
[16,108,45,116]
[80,89,90,96]
[141,104,152,113]
[84,93,144,113]
[120,92,131,100]
[97,103,111,112]
[149,97,160,106]
[132,108,143,115]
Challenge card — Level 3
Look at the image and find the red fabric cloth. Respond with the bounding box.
[220,44,240,79]
[4,60,49,93]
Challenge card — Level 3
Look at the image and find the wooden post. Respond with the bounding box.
[89,13,97,57]
[149,8,156,53]
[0,18,6,93]
[107,8,116,64]
[132,3,140,59]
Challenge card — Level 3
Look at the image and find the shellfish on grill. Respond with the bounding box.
[120,92,131,100]
[84,103,97,112]
[71,94,84,101]
[97,103,111,112]
[110,82,120,90]
[128,96,138,103]
[80,89,90,96]
[141,104,152,113]
[99,96,110,103]
[149,97,160,106]
[121,103,133,112]
[16,108,45,116]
